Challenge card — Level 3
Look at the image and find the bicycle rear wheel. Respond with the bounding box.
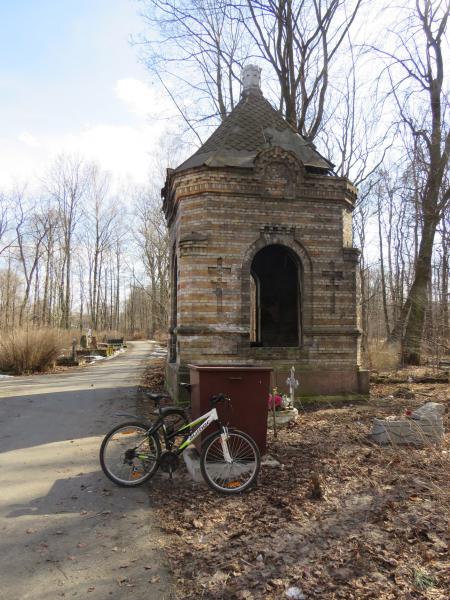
[200,429,260,494]
[100,421,161,487]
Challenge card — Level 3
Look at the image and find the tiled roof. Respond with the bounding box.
[175,90,333,173]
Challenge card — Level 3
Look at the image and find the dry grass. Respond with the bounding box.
[0,328,69,374]
[127,330,147,341]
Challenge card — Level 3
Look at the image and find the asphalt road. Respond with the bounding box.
[0,341,172,600]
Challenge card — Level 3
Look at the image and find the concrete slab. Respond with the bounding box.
[183,446,204,483]
[371,402,445,446]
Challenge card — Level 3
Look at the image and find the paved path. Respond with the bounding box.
[0,341,172,600]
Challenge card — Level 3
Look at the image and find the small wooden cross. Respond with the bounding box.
[208,257,231,313]
[322,261,343,314]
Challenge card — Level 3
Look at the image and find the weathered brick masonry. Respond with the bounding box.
[162,66,369,399]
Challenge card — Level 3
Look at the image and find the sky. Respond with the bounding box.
[0,0,173,188]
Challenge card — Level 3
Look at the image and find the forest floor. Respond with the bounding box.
[140,362,449,600]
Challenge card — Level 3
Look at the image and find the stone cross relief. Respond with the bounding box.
[322,261,344,314]
[208,257,231,313]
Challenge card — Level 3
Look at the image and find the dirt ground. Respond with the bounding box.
[140,364,449,600]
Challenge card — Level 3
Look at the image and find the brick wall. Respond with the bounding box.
[164,151,368,397]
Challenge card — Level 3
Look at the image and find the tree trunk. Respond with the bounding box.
[63,241,71,329]
[377,200,391,338]
[402,216,437,364]
[441,217,449,342]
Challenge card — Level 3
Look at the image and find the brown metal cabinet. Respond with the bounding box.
[188,365,272,454]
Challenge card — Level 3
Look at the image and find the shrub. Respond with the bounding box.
[154,329,168,343]
[0,328,67,375]
[97,330,124,342]
[368,340,401,371]
[127,330,147,341]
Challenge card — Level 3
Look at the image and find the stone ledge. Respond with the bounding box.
[371,403,445,446]
[267,408,298,428]
[183,446,281,483]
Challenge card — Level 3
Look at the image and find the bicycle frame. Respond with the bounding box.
[150,406,231,460]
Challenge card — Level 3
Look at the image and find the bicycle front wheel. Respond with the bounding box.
[200,429,260,494]
[100,421,161,487]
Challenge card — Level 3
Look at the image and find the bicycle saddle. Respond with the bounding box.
[143,391,170,401]
[153,406,187,417]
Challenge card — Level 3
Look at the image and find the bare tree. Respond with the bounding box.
[140,0,364,144]
[46,155,90,329]
[241,0,363,139]
[377,0,450,363]
[39,206,60,326]
[134,187,170,336]
[140,0,248,137]
[0,192,13,257]
[0,160,168,338]
[440,208,449,342]
[83,166,119,329]
[13,190,51,326]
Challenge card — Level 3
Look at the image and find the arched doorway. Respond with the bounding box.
[250,245,301,347]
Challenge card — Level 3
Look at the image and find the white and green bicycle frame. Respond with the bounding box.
[166,407,232,461]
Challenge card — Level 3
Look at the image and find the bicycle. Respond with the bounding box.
[99,391,261,494]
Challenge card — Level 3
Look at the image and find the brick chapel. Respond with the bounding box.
[162,65,369,399]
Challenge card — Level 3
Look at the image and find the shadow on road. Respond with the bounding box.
[0,387,140,453]
[4,469,150,521]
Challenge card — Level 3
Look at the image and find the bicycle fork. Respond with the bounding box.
[220,427,232,463]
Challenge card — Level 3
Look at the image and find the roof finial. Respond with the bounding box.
[242,64,261,96]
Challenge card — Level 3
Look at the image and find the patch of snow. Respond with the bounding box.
[261,454,282,468]
[150,348,167,356]
[286,587,305,599]
[84,354,106,364]
[105,348,127,360]
[0,374,14,379]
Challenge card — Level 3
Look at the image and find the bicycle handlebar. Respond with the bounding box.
[141,386,229,408]
[209,393,230,406]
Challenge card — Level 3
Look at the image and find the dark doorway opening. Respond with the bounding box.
[250,245,300,347]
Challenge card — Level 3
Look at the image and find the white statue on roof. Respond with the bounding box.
[242,64,261,93]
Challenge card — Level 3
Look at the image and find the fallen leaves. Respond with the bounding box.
[148,381,449,599]
[141,359,166,391]
[117,576,134,587]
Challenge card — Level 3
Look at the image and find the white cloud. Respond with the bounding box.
[115,77,164,118]
[18,131,40,148]
[0,121,167,189]
[61,123,162,182]
[0,78,176,190]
